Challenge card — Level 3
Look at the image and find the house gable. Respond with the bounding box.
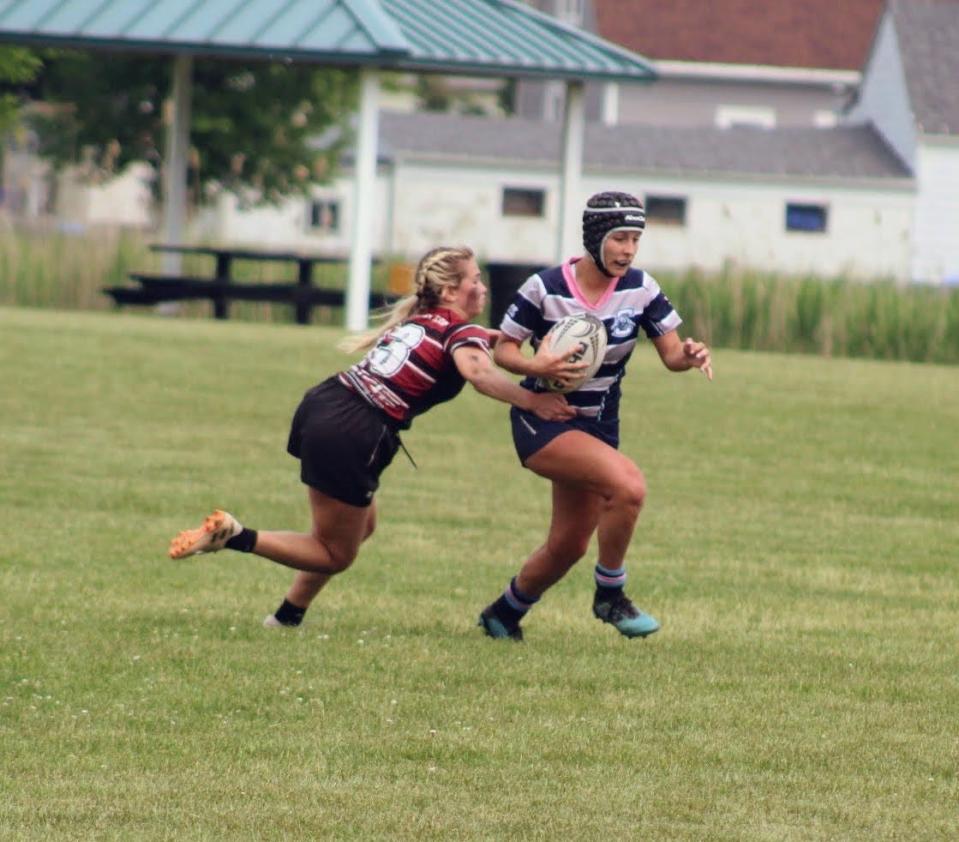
[591,0,885,71]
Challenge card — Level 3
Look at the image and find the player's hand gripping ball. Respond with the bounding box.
[539,313,608,393]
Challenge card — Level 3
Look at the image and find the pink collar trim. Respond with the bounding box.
[561,257,619,310]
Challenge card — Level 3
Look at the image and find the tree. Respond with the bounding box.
[31,52,358,203]
[0,46,42,133]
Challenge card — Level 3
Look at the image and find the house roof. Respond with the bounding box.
[591,0,885,72]
[891,0,959,136]
[376,110,913,182]
[0,0,655,81]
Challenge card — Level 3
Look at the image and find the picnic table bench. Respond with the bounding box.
[103,244,397,325]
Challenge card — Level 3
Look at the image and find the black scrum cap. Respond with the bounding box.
[582,191,645,276]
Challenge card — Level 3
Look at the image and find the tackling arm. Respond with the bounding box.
[452,345,575,421]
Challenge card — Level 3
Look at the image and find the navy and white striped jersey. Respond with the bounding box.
[500,257,682,420]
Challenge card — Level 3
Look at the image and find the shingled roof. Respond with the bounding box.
[376,111,912,181]
[891,0,959,136]
[591,0,885,71]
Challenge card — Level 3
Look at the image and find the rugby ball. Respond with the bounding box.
[538,313,608,393]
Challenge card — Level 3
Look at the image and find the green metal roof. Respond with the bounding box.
[0,0,655,81]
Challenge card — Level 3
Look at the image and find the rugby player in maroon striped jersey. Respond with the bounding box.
[169,246,583,630]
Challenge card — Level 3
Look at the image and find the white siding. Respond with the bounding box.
[846,13,917,169]
[911,140,959,282]
[190,176,390,255]
[189,156,914,282]
[384,161,913,280]
[386,161,562,262]
[638,177,912,280]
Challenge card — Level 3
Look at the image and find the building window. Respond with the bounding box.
[309,199,340,231]
[555,0,584,25]
[502,187,546,217]
[785,203,828,233]
[715,105,776,130]
[645,195,687,227]
[814,110,838,129]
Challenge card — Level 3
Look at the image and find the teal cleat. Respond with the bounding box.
[478,606,524,641]
[593,592,660,638]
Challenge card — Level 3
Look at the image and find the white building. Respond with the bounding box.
[193,110,912,280]
[846,0,959,283]
[517,0,884,129]
[8,0,958,285]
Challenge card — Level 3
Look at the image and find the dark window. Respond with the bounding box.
[310,199,340,231]
[502,188,545,217]
[645,195,687,226]
[785,203,828,233]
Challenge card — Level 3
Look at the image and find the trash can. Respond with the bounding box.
[387,262,415,296]
[485,262,545,328]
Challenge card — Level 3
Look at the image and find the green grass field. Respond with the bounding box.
[2,306,957,840]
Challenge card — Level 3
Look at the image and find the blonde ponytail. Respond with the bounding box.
[339,246,475,354]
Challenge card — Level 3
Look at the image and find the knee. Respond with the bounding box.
[311,532,359,574]
[610,467,646,512]
[546,533,592,567]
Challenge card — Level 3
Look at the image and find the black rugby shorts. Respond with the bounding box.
[287,377,399,507]
[509,405,619,465]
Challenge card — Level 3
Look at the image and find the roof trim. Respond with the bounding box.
[0,0,656,80]
[654,60,860,87]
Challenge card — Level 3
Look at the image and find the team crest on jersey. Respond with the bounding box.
[610,309,636,339]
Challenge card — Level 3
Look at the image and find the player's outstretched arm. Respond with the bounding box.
[652,331,714,380]
[452,346,576,421]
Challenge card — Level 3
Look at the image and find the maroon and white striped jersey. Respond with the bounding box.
[338,307,491,428]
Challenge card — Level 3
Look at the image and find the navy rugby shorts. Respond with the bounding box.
[287,376,400,507]
[509,405,619,465]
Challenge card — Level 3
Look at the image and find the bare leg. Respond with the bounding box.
[514,480,601,596]
[253,486,373,574]
[516,431,646,596]
[281,500,377,609]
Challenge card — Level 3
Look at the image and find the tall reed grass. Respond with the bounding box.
[0,222,393,324]
[2,224,957,363]
[661,266,959,365]
[0,222,148,311]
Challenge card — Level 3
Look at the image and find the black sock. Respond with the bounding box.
[225,528,258,553]
[273,598,307,627]
[595,584,625,602]
[489,577,539,627]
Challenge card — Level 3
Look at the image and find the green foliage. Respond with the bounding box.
[2,308,957,838]
[30,51,358,202]
[663,266,959,365]
[0,46,42,132]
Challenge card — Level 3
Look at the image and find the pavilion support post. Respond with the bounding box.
[161,54,193,275]
[557,80,585,263]
[346,68,381,332]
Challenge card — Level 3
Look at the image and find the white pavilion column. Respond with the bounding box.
[557,79,585,263]
[161,54,193,274]
[346,67,381,331]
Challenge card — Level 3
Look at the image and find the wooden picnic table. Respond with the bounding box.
[104,243,389,325]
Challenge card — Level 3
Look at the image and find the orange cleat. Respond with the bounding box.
[168,509,242,559]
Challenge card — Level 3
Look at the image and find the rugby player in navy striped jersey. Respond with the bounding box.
[478,192,713,641]
[168,246,580,629]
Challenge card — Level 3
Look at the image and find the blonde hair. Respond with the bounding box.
[340,246,475,353]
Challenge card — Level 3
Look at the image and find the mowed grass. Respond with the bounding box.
[1,306,957,841]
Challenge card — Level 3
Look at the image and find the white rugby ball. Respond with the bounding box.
[538,313,608,393]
